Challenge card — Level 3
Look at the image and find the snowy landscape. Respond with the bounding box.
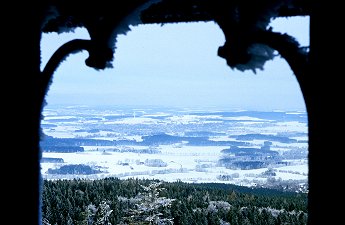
[40,105,308,192]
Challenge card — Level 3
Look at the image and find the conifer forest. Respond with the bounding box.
[42,178,307,225]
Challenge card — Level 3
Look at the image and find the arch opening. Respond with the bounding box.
[40,18,309,224]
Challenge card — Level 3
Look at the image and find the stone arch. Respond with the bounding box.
[3,1,338,225]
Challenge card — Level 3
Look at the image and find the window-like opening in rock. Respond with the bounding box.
[40,18,309,224]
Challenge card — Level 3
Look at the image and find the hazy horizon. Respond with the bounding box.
[41,16,309,112]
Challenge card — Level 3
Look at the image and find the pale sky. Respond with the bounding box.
[41,16,309,111]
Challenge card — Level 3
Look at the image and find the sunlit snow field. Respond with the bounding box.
[40,105,308,189]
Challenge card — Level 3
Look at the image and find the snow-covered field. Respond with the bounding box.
[40,105,308,190]
[41,146,308,185]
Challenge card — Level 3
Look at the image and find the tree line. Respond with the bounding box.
[41,177,308,225]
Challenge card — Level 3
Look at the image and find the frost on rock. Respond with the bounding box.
[234,43,276,73]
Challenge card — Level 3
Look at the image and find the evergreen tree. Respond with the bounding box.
[94,201,113,225]
[120,181,175,224]
[84,203,97,225]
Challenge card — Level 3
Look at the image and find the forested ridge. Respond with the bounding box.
[42,178,307,225]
